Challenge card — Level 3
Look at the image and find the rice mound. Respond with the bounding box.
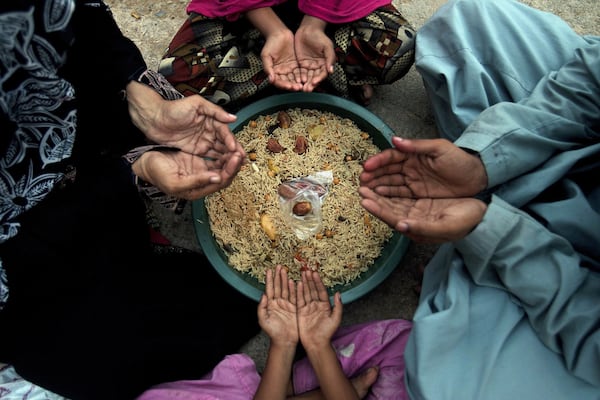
[205,107,393,287]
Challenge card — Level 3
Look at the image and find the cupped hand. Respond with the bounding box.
[257,265,299,347]
[360,136,487,199]
[297,270,341,352]
[127,82,244,158]
[262,29,304,92]
[294,16,335,92]
[132,147,244,199]
[359,186,488,242]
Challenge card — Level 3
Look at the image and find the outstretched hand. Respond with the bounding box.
[126,81,246,198]
[359,136,490,242]
[262,29,304,92]
[256,269,367,400]
[132,147,244,200]
[360,136,487,199]
[297,270,341,351]
[359,187,487,242]
[127,82,245,157]
[258,265,299,347]
[294,16,336,92]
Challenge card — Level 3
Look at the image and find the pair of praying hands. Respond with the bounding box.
[255,265,364,400]
[258,265,341,354]
[261,16,336,93]
[359,136,490,243]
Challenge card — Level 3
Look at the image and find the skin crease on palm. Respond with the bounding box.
[358,136,489,243]
[254,266,379,399]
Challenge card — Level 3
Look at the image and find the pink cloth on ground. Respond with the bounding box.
[186,0,390,24]
[137,354,261,400]
[137,319,412,400]
[293,319,412,399]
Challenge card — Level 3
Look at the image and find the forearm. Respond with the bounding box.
[246,7,290,37]
[304,344,359,400]
[125,80,164,138]
[254,342,296,400]
[456,40,600,188]
[298,15,327,32]
[456,196,600,385]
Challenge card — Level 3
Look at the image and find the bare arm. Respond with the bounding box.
[254,266,298,400]
[297,271,360,400]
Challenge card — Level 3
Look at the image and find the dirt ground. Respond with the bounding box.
[105,0,187,71]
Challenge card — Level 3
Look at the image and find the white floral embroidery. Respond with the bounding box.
[0,1,76,309]
[44,0,75,33]
[0,364,67,399]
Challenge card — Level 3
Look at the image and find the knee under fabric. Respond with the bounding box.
[414,0,587,140]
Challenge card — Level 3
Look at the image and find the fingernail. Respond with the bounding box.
[209,176,221,183]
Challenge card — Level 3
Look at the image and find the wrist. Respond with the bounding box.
[270,339,298,351]
[460,147,489,193]
[131,154,158,192]
[123,146,187,213]
[463,198,488,237]
[247,7,289,37]
[475,189,493,205]
[267,340,298,364]
[123,144,166,182]
[133,69,183,101]
[299,15,327,31]
[126,70,184,137]
[301,339,332,354]
[303,343,338,371]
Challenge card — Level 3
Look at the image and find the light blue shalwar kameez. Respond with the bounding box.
[404,0,600,398]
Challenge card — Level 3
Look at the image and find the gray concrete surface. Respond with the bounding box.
[106,0,599,371]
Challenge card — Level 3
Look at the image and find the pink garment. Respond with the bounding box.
[137,319,412,400]
[293,319,412,399]
[186,0,287,21]
[185,0,390,24]
[298,0,390,24]
[137,354,261,400]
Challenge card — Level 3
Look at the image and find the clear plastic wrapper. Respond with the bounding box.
[278,171,332,240]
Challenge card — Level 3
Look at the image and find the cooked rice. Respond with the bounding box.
[205,107,393,287]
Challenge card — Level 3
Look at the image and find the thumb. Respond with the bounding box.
[325,46,336,71]
[257,294,268,318]
[396,219,434,239]
[332,292,343,323]
[262,56,275,82]
[393,137,449,157]
[398,219,462,244]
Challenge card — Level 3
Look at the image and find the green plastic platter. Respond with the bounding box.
[192,92,410,303]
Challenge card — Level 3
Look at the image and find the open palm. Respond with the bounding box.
[359,186,487,242]
[360,137,487,199]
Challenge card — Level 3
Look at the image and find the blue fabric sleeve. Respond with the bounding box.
[414,0,592,140]
[456,196,600,386]
[455,39,600,189]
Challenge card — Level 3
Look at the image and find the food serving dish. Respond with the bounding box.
[192,92,410,303]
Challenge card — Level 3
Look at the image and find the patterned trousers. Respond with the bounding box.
[158,3,415,109]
